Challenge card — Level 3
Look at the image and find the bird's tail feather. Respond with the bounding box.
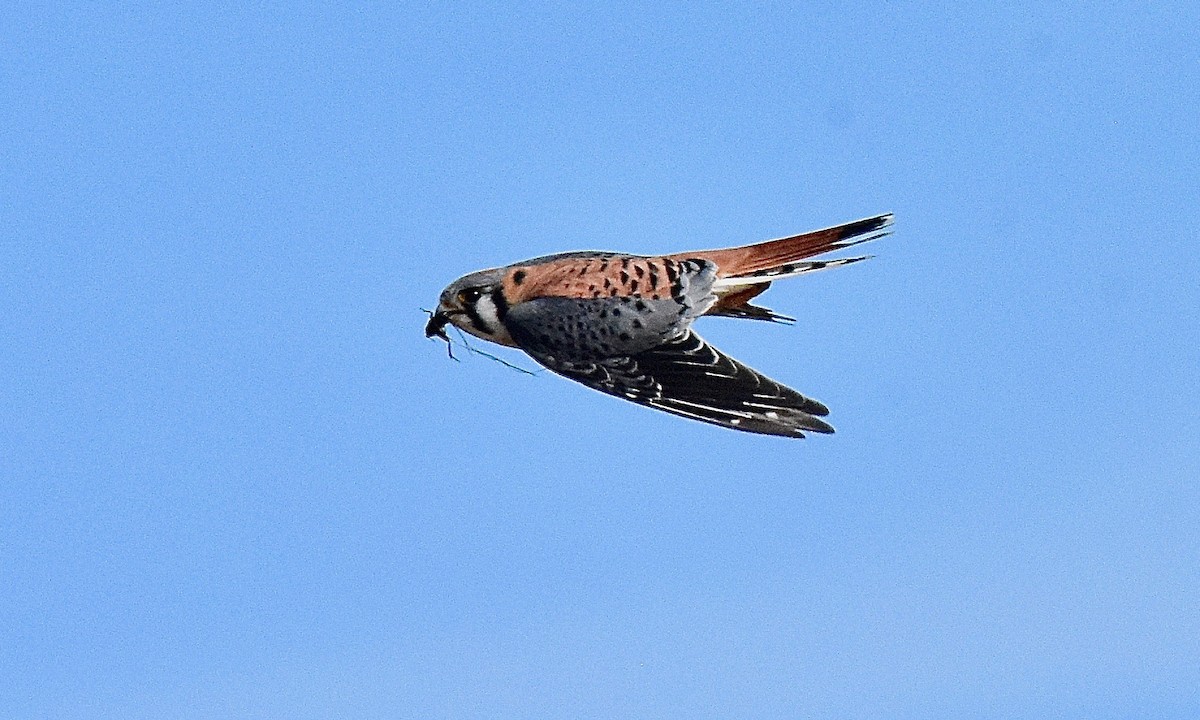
[713,255,872,288]
[680,212,892,278]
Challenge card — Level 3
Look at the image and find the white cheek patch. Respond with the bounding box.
[473,295,500,330]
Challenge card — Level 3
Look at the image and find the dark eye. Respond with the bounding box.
[458,288,483,305]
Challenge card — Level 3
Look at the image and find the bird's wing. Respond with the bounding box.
[502,258,718,357]
[501,257,833,437]
[502,285,711,361]
[513,329,834,438]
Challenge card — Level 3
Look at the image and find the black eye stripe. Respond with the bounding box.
[489,288,508,321]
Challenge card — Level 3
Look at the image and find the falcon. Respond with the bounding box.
[425,213,891,438]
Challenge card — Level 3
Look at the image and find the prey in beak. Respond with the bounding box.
[423,307,458,359]
[424,309,452,342]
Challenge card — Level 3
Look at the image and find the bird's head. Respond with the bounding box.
[425,267,517,347]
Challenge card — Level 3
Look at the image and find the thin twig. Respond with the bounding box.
[421,307,540,376]
[451,327,541,376]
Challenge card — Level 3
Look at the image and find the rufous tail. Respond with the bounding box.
[675,213,893,278]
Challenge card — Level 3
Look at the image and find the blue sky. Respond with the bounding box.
[3,3,1199,718]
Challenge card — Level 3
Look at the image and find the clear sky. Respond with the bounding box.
[3,3,1199,718]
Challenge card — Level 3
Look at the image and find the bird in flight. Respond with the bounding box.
[426,213,891,438]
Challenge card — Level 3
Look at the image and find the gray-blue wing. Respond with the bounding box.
[502,258,718,360]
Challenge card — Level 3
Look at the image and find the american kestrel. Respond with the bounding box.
[426,213,891,438]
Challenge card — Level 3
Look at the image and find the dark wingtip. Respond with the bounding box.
[805,398,832,417]
[835,213,894,242]
[804,416,836,434]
